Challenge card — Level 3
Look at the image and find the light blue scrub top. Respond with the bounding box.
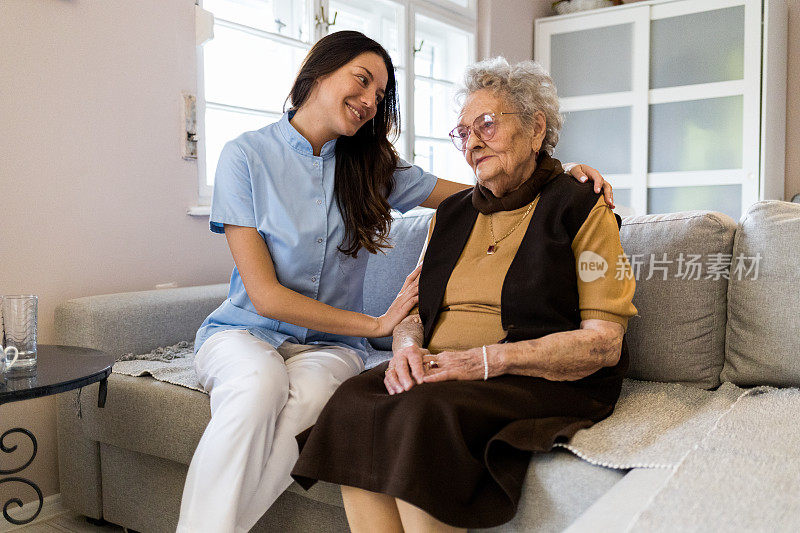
[194,111,438,362]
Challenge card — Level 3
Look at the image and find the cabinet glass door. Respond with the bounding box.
[537,0,761,220]
[536,7,646,215]
[648,96,743,173]
[646,1,757,221]
[649,6,744,89]
[550,23,633,97]
[556,106,632,175]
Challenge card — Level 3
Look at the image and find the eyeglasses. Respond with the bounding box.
[448,112,520,151]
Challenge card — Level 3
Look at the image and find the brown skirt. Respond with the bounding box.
[291,361,623,529]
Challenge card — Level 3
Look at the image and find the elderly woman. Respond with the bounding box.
[291,57,637,531]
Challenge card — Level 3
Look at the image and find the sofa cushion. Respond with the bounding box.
[71,375,210,466]
[363,209,433,350]
[722,200,800,387]
[484,449,628,532]
[619,211,736,389]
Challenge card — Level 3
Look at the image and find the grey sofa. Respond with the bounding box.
[55,200,800,532]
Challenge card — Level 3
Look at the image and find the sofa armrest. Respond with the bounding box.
[53,284,228,357]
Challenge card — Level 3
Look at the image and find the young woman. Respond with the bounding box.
[176,31,612,533]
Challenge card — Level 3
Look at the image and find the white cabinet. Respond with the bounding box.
[535,0,787,219]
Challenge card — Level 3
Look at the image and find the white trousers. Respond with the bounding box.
[176,329,364,533]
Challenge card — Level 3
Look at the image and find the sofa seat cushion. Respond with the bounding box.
[564,467,674,533]
[72,374,211,466]
[619,211,736,389]
[722,200,800,387]
[483,448,628,532]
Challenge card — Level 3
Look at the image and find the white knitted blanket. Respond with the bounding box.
[113,340,204,392]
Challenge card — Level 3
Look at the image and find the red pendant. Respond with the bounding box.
[487,245,496,255]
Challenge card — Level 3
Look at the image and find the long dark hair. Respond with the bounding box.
[287,31,402,258]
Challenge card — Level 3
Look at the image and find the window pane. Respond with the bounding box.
[204,25,307,112]
[555,107,631,175]
[550,24,632,97]
[414,79,459,139]
[329,0,403,67]
[414,14,471,82]
[204,0,310,41]
[648,185,741,221]
[205,108,277,186]
[650,6,744,89]
[414,140,474,185]
[649,96,742,172]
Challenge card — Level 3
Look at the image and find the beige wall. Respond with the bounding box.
[478,0,548,62]
[0,0,797,511]
[0,0,233,505]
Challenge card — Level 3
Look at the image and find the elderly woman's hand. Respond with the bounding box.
[384,344,431,394]
[564,163,614,208]
[421,348,500,383]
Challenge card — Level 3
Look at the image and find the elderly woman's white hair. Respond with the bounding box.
[456,57,563,156]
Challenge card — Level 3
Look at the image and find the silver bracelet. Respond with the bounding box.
[482,345,489,381]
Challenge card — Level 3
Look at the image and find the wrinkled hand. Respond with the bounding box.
[384,344,431,394]
[421,348,488,383]
[374,264,421,338]
[565,163,614,209]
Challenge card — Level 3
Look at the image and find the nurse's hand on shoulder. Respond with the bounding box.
[564,162,615,208]
[372,263,421,339]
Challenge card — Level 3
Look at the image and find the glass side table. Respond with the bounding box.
[0,345,117,525]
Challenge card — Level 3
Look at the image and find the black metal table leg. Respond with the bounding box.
[0,428,42,525]
[98,377,107,408]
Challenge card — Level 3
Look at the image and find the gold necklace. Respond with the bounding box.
[487,200,535,255]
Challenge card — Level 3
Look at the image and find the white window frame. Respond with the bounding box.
[192,0,477,210]
[405,1,476,171]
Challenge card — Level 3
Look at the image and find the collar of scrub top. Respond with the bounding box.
[278,110,338,160]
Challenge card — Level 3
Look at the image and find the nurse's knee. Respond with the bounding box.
[289,368,347,414]
[213,360,290,419]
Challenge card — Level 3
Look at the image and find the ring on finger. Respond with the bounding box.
[424,359,439,370]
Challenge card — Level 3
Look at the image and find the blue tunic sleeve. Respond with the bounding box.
[208,141,258,234]
[387,158,439,214]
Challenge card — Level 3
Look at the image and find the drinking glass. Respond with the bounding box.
[1,295,38,370]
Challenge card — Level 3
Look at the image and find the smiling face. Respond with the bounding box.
[459,89,547,197]
[309,51,389,138]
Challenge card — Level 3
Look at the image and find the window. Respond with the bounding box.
[198,0,314,201]
[413,11,474,184]
[196,0,476,205]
